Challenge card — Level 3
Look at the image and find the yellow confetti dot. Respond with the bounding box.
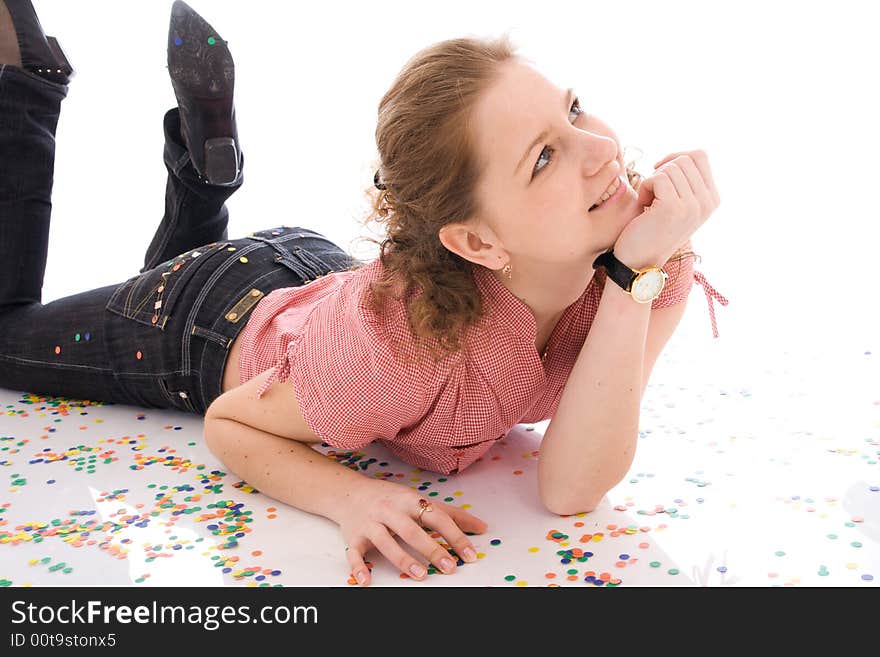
[453,491,463,496]
[516,580,528,587]
[476,552,486,559]
[28,559,39,566]
[528,547,539,553]
[846,563,858,569]
[239,256,248,263]
[460,503,471,509]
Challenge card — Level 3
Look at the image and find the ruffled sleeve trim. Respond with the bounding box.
[693,270,729,339]
[256,338,298,399]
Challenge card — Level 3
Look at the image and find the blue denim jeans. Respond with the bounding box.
[0,64,360,414]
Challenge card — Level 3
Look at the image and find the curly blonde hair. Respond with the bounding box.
[348,34,698,362]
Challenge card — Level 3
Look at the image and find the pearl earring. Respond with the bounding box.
[502,263,512,279]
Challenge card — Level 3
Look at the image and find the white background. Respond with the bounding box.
[30,0,880,349]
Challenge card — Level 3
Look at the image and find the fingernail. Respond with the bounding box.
[355,571,367,585]
[409,563,426,578]
[462,547,477,562]
[440,557,455,573]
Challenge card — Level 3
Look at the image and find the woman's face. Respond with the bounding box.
[466,59,642,271]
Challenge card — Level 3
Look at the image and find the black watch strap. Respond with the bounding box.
[592,249,637,292]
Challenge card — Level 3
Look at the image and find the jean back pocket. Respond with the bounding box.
[105,241,231,330]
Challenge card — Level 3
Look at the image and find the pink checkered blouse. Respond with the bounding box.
[237,242,728,475]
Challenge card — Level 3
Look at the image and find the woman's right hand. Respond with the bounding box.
[336,478,488,586]
[614,150,720,269]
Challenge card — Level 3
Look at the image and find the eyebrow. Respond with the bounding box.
[514,87,575,178]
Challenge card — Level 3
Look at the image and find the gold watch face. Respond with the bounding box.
[632,268,667,303]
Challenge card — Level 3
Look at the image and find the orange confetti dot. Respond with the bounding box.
[54,346,61,354]
[251,550,262,557]
[606,524,618,530]
[566,575,578,581]
[545,572,556,579]
[267,514,277,520]
[266,507,277,513]
[615,561,627,568]
[574,521,584,527]
[638,542,650,548]
[136,351,143,360]
[513,470,523,475]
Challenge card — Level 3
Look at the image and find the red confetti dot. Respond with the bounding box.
[54,346,61,354]
[136,351,143,360]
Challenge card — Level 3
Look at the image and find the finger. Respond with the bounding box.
[658,163,694,200]
[656,151,720,207]
[441,503,489,536]
[369,525,430,580]
[640,171,675,206]
[344,538,373,587]
[389,515,460,574]
[687,150,721,207]
[420,506,482,565]
[653,150,694,169]
[673,156,713,212]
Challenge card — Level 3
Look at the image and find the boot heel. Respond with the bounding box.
[44,36,74,81]
[204,137,240,187]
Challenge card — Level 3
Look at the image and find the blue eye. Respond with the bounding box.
[532,97,584,178]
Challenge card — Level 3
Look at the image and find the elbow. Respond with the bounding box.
[540,488,605,516]
[201,412,227,461]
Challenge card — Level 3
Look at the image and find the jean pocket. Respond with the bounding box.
[105,241,231,330]
[158,372,200,413]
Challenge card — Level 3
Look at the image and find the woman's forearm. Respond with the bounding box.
[203,417,369,524]
[538,278,651,515]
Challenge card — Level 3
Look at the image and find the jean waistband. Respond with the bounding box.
[182,226,355,412]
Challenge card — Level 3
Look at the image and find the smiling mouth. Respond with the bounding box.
[588,176,622,211]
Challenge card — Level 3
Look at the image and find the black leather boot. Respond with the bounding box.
[167,0,241,187]
[1,0,74,84]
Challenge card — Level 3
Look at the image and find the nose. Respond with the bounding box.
[577,131,619,178]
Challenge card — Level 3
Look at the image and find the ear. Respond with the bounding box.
[438,219,508,270]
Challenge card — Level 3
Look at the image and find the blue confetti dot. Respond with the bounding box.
[490,539,501,546]
[174,37,182,46]
[47,480,55,484]
[862,574,874,581]
[619,553,630,560]
[270,570,281,576]
[717,566,727,573]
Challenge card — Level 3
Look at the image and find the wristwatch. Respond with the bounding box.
[592,249,668,304]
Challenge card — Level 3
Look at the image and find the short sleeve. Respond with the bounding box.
[259,295,428,452]
[651,239,697,310]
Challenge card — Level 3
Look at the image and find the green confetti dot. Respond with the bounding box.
[504,575,516,581]
[649,561,661,568]
[75,333,81,341]
[668,568,680,575]
[207,36,216,45]
[62,567,73,574]
[775,551,786,557]
[567,569,578,575]
[851,541,863,548]
[827,534,838,540]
